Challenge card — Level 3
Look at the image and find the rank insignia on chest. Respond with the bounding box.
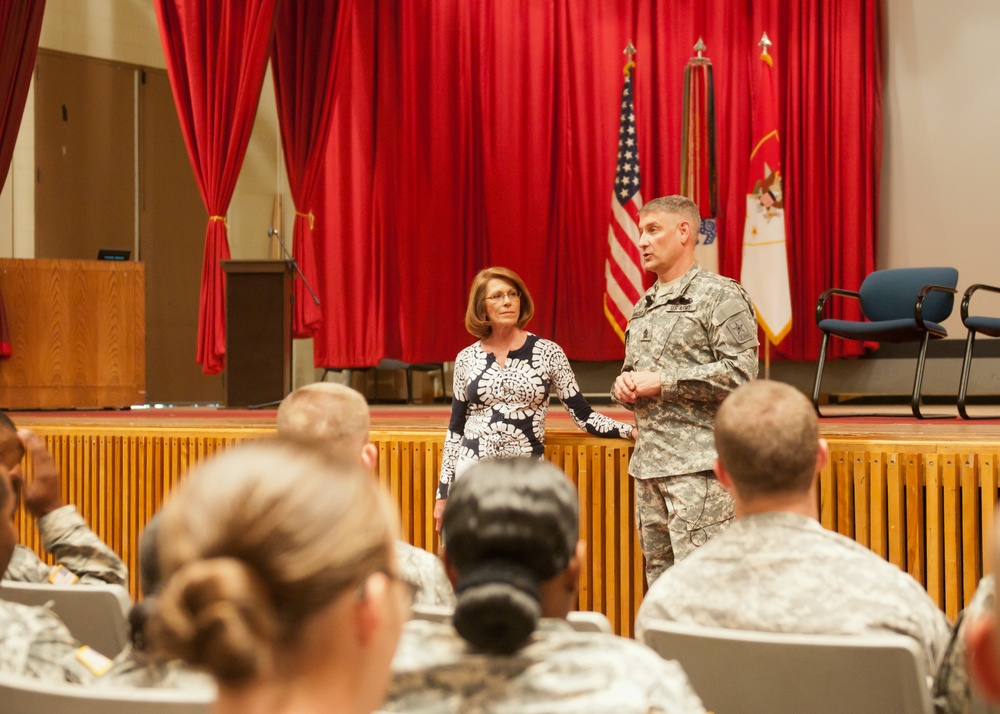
[641,327,651,341]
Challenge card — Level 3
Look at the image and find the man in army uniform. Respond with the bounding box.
[613,195,758,584]
[0,412,127,586]
[961,518,1000,708]
[934,573,994,713]
[277,382,455,607]
[0,431,112,682]
[635,380,951,679]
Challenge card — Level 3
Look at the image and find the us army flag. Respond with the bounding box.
[740,33,792,345]
[681,39,719,273]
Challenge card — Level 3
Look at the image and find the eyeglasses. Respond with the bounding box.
[485,290,521,303]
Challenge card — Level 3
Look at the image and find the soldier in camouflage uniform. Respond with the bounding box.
[635,381,951,681]
[613,195,758,585]
[933,574,994,713]
[277,382,456,607]
[384,458,707,713]
[0,446,112,683]
[956,511,1000,712]
[0,420,127,586]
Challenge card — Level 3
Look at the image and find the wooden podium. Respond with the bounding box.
[221,260,292,407]
[0,259,145,408]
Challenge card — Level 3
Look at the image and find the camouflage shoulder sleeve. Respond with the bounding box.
[396,541,456,607]
[3,545,55,583]
[36,505,128,586]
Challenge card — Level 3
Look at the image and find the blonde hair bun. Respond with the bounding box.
[151,557,280,686]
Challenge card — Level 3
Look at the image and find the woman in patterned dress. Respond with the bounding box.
[433,267,636,532]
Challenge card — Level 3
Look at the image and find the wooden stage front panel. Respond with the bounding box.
[11,411,1000,637]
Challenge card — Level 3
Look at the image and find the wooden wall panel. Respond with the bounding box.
[12,421,1000,637]
[0,259,145,408]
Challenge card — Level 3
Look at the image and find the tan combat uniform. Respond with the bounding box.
[616,264,758,583]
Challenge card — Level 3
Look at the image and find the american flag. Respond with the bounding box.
[603,61,644,342]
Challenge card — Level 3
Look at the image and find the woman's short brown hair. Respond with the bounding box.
[464,267,534,339]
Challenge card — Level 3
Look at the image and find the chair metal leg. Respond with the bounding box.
[910,334,952,419]
[957,330,982,420]
[811,333,830,417]
[438,364,447,402]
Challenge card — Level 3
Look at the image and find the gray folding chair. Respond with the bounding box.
[643,619,932,714]
[0,580,132,658]
[565,610,613,634]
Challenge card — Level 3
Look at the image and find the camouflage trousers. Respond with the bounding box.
[635,470,734,586]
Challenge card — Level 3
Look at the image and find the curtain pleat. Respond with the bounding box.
[272,0,346,339]
[155,0,277,374]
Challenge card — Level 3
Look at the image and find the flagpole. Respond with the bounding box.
[764,340,770,380]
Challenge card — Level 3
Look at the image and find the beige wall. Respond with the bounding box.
[882,0,1000,327]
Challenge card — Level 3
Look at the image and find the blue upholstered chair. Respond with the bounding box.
[811,267,959,419]
[957,283,1000,419]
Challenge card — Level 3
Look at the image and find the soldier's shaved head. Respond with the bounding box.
[277,382,371,460]
[714,380,820,500]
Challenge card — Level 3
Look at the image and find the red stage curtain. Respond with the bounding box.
[155,0,276,374]
[272,0,347,339]
[0,0,44,192]
[0,0,46,359]
[313,0,881,367]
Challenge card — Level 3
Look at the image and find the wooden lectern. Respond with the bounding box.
[221,260,292,407]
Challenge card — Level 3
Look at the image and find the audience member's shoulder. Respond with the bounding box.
[392,618,463,671]
[389,622,706,713]
[532,629,707,711]
[933,574,995,713]
[3,545,49,582]
[395,541,455,608]
[0,598,68,632]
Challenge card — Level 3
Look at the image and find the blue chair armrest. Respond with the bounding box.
[914,284,957,331]
[961,283,1000,322]
[815,288,861,326]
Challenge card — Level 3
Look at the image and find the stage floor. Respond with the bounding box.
[10,402,1000,442]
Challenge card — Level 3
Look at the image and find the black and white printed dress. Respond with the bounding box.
[436,334,633,499]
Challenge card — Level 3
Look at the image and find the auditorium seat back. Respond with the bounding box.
[0,580,132,658]
[643,619,932,714]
